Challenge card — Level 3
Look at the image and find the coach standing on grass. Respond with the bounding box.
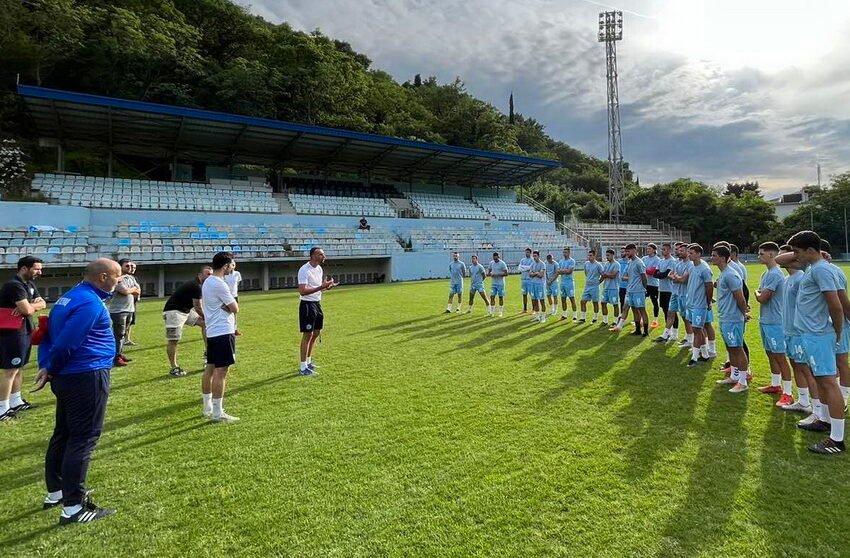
[298,247,337,376]
[35,258,121,524]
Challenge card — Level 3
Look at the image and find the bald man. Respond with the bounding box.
[35,258,121,525]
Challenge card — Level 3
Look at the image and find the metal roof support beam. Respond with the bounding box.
[171,116,185,153]
[321,139,351,169]
[276,132,304,164]
[228,123,250,164]
[404,150,443,173]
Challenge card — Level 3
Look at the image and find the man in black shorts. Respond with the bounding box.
[200,253,239,422]
[0,256,46,421]
[297,247,338,376]
[162,266,211,376]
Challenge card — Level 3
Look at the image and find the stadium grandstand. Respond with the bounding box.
[3,85,584,299]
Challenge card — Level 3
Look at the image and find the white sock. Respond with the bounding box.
[771,373,781,387]
[212,398,223,416]
[300,361,308,371]
[446,303,452,311]
[708,340,717,353]
[841,386,850,403]
[737,371,748,386]
[813,398,822,420]
[47,490,62,501]
[499,306,504,315]
[0,399,8,415]
[687,333,694,344]
[562,310,567,318]
[831,418,845,442]
[573,311,578,319]
[307,356,313,365]
[603,315,609,324]
[594,313,600,321]
[691,347,700,361]
[202,393,212,410]
[730,367,740,382]
[62,504,82,517]
[580,312,586,320]
[798,387,811,407]
[700,344,709,358]
[782,380,792,396]
[488,306,493,314]
[671,328,678,340]
[9,391,23,407]
[662,328,670,339]
[817,401,830,422]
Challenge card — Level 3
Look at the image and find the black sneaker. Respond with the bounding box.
[698,356,711,362]
[630,330,642,336]
[653,336,667,343]
[687,359,699,368]
[443,310,451,314]
[0,409,17,422]
[169,367,187,377]
[12,400,36,412]
[798,419,831,433]
[808,438,846,455]
[59,500,115,525]
[578,319,586,323]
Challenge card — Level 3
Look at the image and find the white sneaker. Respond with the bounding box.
[211,412,240,423]
[782,401,812,413]
[729,383,749,393]
[202,407,213,418]
[797,413,819,426]
[708,351,718,358]
[498,311,504,317]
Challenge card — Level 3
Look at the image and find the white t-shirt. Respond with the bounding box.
[224,270,242,297]
[202,275,236,337]
[298,262,324,302]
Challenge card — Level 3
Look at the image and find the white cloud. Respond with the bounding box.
[237,0,850,194]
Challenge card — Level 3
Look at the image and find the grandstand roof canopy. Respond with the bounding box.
[18,85,560,186]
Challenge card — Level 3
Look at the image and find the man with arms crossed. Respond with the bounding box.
[518,248,534,314]
[0,256,46,421]
[712,246,750,393]
[465,255,489,314]
[445,252,466,314]
[670,243,694,348]
[298,247,338,375]
[643,243,661,328]
[685,244,716,367]
[123,261,140,347]
[777,245,810,413]
[544,254,560,316]
[653,243,679,343]
[580,250,604,324]
[557,247,578,321]
[109,259,140,368]
[486,252,508,317]
[600,249,620,327]
[624,243,649,336]
[610,247,631,332]
[201,252,240,423]
[528,251,547,323]
[163,266,211,377]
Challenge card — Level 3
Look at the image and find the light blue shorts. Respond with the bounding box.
[546,284,559,297]
[669,293,681,312]
[836,321,850,355]
[627,292,646,308]
[786,335,806,364]
[720,321,745,348]
[490,284,505,298]
[678,295,689,317]
[581,286,599,302]
[449,282,463,295]
[470,285,485,295]
[760,323,786,353]
[800,334,838,376]
[602,288,620,305]
[559,282,575,298]
[688,307,713,329]
[521,279,530,296]
[529,283,545,301]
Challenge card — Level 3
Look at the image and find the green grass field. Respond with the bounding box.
[3,264,850,557]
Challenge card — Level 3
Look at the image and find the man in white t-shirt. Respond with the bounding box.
[223,261,243,336]
[298,247,338,376]
[201,252,239,423]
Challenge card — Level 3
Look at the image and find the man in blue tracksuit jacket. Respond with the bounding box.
[36,258,121,525]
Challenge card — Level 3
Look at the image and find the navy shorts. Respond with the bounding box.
[206,334,236,368]
[0,333,32,370]
[299,300,324,333]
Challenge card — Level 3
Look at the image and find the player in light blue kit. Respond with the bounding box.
[486,252,508,317]
[754,242,794,403]
[528,251,547,323]
[670,242,695,348]
[643,243,661,328]
[544,254,560,317]
[610,247,631,332]
[600,249,621,326]
[712,245,750,392]
[777,244,811,414]
[517,248,534,314]
[685,244,717,367]
[557,247,578,321]
[785,231,845,454]
[624,243,649,337]
[821,239,850,407]
[445,252,467,314]
[464,254,488,314]
[652,243,679,343]
[580,250,604,324]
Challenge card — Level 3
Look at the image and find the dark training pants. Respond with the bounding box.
[45,369,110,507]
[618,287,627,310]
[110,312,132,359]
[646,285,660,318]
[659,290,679,328]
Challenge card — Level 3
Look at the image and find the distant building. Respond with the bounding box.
[769,189,809,220]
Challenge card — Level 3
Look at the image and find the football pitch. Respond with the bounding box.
[3,264,850,557]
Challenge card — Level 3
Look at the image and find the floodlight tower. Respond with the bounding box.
[598,11,625,224]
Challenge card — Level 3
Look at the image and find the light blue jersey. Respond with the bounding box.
[717,266,745,323]
[618,258,629,289]
[731,259,748,282]
[626,257,647,294]
[449,261,466,284]
[529,261,546,285]
[519,257,534,281]
[657,256,675,293]
[794,260,838,336]
[469,263,486,289]
[602,260,620,290]
[584,261,604,287]
[675,259,693,298]
[488,260,508,286]
[758,266,785,324]
[642,254,661,287]
[782,271,804,336]
[545,261,560,287]
[828,262,849,291]
[686,261,713,309]
[558,257,576,285]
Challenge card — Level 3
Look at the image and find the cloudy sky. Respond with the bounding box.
[238,0,850,195]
